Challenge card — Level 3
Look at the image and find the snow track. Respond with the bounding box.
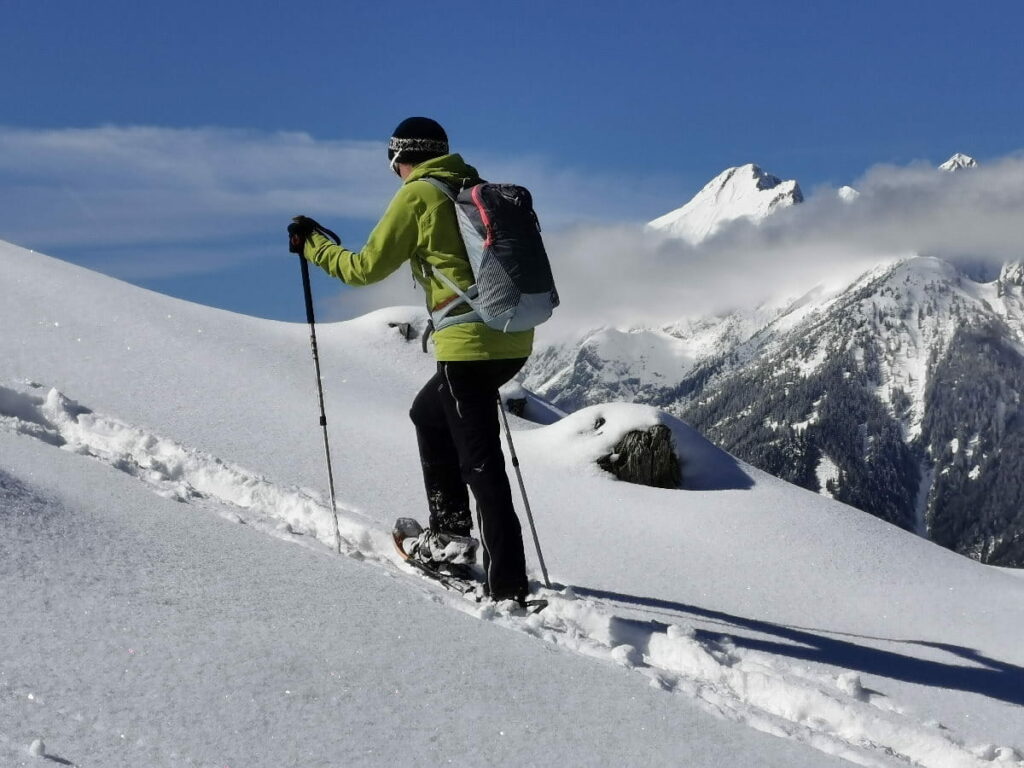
[1,380,1020,768]
[0,381,382,556]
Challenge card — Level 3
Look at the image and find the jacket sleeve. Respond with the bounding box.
[303,186,423,287]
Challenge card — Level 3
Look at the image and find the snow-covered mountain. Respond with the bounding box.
[939,152,978,172]
[531,153,1024,567]
[3,241,1023,767]
[525,295,804,410]
[527,254,1024,566]
[647,163,804,244]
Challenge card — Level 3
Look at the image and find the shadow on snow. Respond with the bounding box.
[574,585,1024,708]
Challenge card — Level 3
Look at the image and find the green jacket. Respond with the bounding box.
[302,154,534,362]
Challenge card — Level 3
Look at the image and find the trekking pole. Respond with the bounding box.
[298,254,343,555]
[497,394,551,588]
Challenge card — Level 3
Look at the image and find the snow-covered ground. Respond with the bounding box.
[2,242,1023,767]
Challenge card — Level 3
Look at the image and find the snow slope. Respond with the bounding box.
[5,431,826,768]
[2,242,1023,767]
[647,163,803,244]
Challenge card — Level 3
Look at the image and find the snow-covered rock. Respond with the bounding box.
[519,402,752,491]
[647,163,803,244]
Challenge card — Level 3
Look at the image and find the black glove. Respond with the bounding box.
[288,215,320,254]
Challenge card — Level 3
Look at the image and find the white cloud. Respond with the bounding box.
[0,126,396,250]
[316,148,1024,334]
[0,124,687,314]
[531,152,1024,334]
[4,125,1022,336]
[0,125,677,252]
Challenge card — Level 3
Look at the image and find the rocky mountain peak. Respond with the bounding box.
[999,261,1024,287]
[938,153,978,172]
[648,163,803,245]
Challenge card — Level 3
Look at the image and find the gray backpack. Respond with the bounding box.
[422,177,559,333]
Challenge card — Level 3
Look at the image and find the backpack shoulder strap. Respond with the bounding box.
[419,176,458,200]
[419,176,489,199]
[415,176,483,331]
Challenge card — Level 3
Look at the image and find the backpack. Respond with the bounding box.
[421,177,559,333]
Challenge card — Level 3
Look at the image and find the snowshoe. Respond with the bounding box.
[487,586,548,614]
[392,518,545,612]
[393,517,478,567]
[393,518,481,595]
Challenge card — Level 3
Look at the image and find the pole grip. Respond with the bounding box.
[299,255,316,326]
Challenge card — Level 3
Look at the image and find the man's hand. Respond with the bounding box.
[288,215,321,254]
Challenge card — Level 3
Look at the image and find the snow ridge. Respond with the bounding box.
[2,379,1019,768]
[0,381,377,554]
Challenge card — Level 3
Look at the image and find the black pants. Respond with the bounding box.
[409,358,528,597]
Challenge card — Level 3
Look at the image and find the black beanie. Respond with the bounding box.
[388,117,449,168]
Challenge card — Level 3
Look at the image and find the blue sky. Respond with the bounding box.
[2,0,1023,320]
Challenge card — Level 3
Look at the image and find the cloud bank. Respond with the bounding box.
[0,126,396,251]
[2,125,1021,333]
[0,125,675,277]
[537,152,1024,335]
[0,123,686,320]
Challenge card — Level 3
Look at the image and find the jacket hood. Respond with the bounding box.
[405,154,480,187]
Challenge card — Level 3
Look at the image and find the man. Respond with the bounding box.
[289,117,532,602]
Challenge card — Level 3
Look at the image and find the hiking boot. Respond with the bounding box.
[404,528,479,566]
